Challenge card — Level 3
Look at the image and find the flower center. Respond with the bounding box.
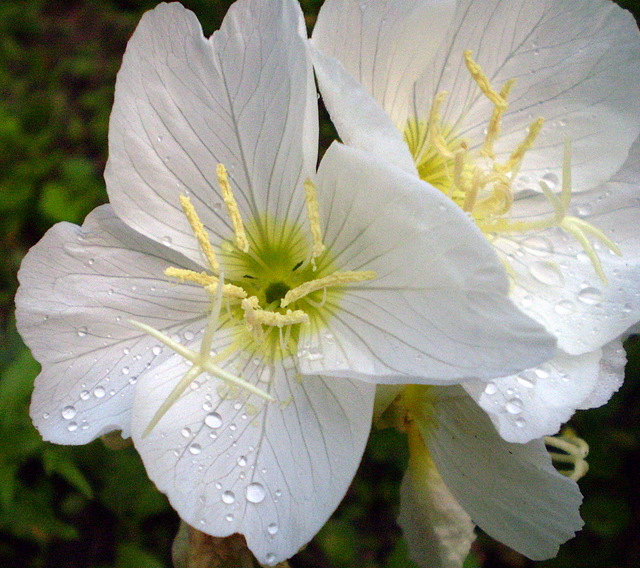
[405,51,620,282]
[130,165,376,435]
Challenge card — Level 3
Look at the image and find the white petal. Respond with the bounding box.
[15,205,209,444]
[105,0,317,265]
[413,0,640,194]
[579,339,626,410]
[495,137,640,355]
[131,349,375,565]
[464,349,604,443]
[312,0,456,127]
[398,438,475,568]
[298,143,555,383]
[420,386,583,560]
[310,46,417,175]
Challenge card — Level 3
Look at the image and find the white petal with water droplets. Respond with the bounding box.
[494,137,640,355]
[298,143,555,383]
[578,339,626,410]
[412,0,640,194]
[130,350,374,565]
[105,0,316,265]
[418,386,583,560]
[464,349,604,443]
[15,206,209,443]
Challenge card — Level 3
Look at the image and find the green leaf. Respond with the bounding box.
[42,447,94,499]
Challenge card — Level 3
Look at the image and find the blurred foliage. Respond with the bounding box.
[1,0,639,567]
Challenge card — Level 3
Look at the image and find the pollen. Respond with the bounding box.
[179,194,219,273]
[304,178,326,264]
[217,163,249,253]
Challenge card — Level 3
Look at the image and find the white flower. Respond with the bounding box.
[382,384,583,567]
[311,0,640,443]
[15,0,555,565]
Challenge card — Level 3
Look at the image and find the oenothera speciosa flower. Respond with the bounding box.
[312,0,640,443]
[375,383,587,567]
[14,0,555,565]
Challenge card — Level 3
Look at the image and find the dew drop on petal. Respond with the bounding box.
[522,236,554,256]
[152,346,162,356]
[181,427,192,438]
[265,553,277,565]
[515,417,526,428]
[528,261,564,287]
[62,406,76,420]
[80,390,90,401]
[541,172,559,190]
[184,330,195,341]
[246,482,266,504]
[67,422,78,432]
[505,398,524,415]
[225,513,234,522]
[222,490,235,504]
[578,287,603,305]
[121,367,129,375]
[267,523,279,535]
[237,456,247,467]
[189,443,202,455]
[94,386,106,398]
[205,413,223,429]
[576,204,593,217]
[77,327,88,337]
[484,382,497,396]
[554,299,576,315]
[161,236,172,245]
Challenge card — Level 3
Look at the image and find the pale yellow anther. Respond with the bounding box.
[179,195,219,273]
[165,267,247,299]
[281,270,377,308]
[462,167,484,212]
[463,51,508,110]
[217,163,249,253]
[304,178,326,262]
[482,79,516,159]
[254,309,309,328]
[495,117,544,174]
[426,92,456,160]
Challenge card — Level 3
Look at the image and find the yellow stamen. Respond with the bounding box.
[463,51,508,110]
[545,431,589,482]
[281,270,377,307]
[495,117,544,174]
[217,163,249,252]
[164,267,247,299]
[179,194,219,272]
[427,92,456,160]
[482,79,515,159]
[304,179,326,264]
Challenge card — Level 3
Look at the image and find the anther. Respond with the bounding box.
[304,178,326,263]
[179,195,219,273]
[545,431,589,481]
[164,267,247,299]
[281,270,377,307]
[217,163,249,252]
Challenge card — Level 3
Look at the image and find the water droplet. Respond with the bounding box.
[237,456,247,467]
[121,367,129,375]
[528,261,564,287]
[484,382,497,396]
[229,423,237,431]
[265,553,277,565]
[80,390,90,400]
[225,513,234,522]
[202,401,213,412]
[181,427,192,438]
[184,330,195,341]
[222,490,235,504]
[522,236,553,256]
[505,397,524,415]
[213,202,222,211]
[67,422,78,432]
[189,443,202,455]
[87,258,95,266]
[515,417,526,428]
[77,327,88,337]
[128,376,138,385]
[554,299,576,315]
[267,523,279,535]
[516,373,536,389]
[541,172,559,190]
[43,413,50,420]
[245,482,266,504]
[307,347,323,361]
[94,386,106,398]
[62,406,76,419]
[233,402,242,411]
[576,204,592,217]
[205,412,223,429]
[578,286,603,305]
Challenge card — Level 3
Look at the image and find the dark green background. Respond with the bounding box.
[1,1,640,566]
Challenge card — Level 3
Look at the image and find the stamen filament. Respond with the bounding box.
[129,319,274,402]
[281,270,377,307]
[165,267,247,299]
[217,163,249,252]
[179,195,219,273]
